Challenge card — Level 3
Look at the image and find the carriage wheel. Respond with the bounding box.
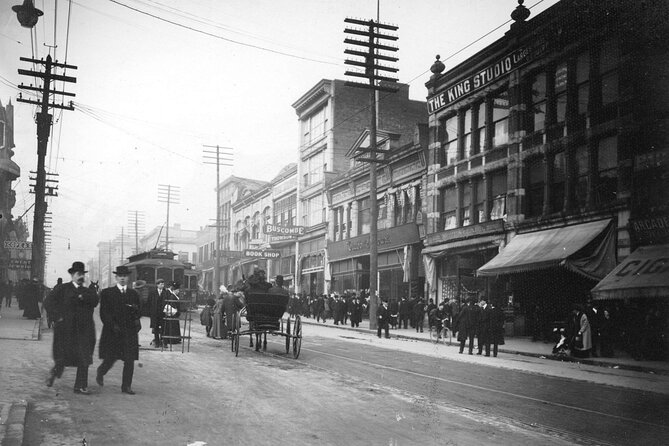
[292,316,302,359]
[285,317,291,354]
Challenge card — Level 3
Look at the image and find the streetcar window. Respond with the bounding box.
[173,268,184,287]
[157,267,172,283]
[137,266,155,284]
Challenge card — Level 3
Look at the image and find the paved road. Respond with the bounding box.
[3,316,668,445]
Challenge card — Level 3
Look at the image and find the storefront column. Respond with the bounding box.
[455,182,463,228]
[346,203,352,239]
[328,207,337,241]
[483,172,492,221]
[457,109,466,161]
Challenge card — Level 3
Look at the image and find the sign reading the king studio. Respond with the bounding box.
[427,46,536,115]
[264,224,305,237]
[244,249,281,259]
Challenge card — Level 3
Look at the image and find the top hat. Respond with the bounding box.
[68,261,87,274]
[113,265,131,276]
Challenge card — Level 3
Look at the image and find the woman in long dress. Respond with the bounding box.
[209,296,225,339]
[162,282,182,345]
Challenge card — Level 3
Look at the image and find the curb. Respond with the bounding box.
[0,400,27,446]
[300,318,669,376]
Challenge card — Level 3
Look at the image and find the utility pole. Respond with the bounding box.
[108,240,112,286]
[158,184,180,251]
[17,55,76,283]
[127,210,145,255]
[203,145,233,296]
[344,17,399,330]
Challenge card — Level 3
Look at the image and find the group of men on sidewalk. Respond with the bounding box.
[43,262,142,395]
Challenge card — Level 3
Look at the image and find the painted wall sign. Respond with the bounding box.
[244,249,281,259]
[427,46,535,114]
[264,224,305,237]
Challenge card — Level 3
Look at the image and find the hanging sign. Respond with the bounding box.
[244,249,281,259]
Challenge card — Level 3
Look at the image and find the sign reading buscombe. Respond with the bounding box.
[427,46,537,115]
[264,224,305,237]
[244,249,281,259]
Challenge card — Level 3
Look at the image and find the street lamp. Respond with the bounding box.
[12,0,43,28]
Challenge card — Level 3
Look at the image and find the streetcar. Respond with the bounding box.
[123,249,199,317]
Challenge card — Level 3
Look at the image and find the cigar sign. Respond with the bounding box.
[427,46,537,114]
[264,224,305,237]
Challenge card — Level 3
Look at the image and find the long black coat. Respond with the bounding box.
[148,287,169,331]
[456,304,479,340]
[44,282,98,367]
[99,286,141,361]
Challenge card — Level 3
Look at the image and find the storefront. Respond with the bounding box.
[328,223,421,303]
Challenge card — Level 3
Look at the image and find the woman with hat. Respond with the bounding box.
[161,281,182,344]
[43,261,99,394]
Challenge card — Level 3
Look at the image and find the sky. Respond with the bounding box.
[0,0,560,284]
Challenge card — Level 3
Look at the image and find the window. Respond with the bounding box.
[274,195,296,227]
[378,198,390,230]
[473,177,485,224]
[463,108,472,158]
[0,121,5,148]
[302,104,329,146]
[441,115,458,165]
[599,40,619,106]
[304,194,324,227]
[490,169,507,220]
[440,186,457,230]
[492,91,509,147]
[526,157,545,218]
[551,151,566,212]
[596,136,618,205]
[574,145,589,209]
[555,63,568,126]
[252,211,260,239]
[474,102,486,155]
[460,182,472,226]
[576,51,590,119]
[303,151,325,187]
[530,72,547,133]
[358,197,371,234]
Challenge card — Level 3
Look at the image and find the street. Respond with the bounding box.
[1,310,668,446]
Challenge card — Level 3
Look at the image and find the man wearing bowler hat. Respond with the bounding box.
[97,265,142,395]
[43,261,99,394]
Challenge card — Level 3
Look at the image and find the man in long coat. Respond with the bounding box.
[223,286,244,338]
[457,299,479,355]
[148,278,168,347]
[96,265,141,395]
[44,261,99,394]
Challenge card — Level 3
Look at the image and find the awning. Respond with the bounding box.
[422,235,502,257]
[591,244,669,300]
[477,219,613,277]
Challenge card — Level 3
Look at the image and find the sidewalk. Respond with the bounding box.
[0,302,42,341]
[298,315,669,376]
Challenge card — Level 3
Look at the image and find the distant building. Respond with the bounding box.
[140,223,198,264]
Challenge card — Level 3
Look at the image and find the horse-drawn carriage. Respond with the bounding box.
[229,288,303,359]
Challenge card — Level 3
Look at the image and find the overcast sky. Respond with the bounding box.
[0,0,559,283]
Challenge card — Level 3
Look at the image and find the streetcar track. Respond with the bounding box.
[240,337,667,431]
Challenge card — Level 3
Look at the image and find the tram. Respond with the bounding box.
[123,249,199,317]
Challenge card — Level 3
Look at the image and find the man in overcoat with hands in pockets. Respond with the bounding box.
[96,265,142,395]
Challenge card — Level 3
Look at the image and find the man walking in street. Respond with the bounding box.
[377,297,391,339]
[97,265,141,395]
[477,299,492,356]
[148,278,168,347]
[43,262,99,394]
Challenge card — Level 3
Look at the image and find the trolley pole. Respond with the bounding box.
[203,145,233,295]
[158,184,180,251]
[344,18,399,329]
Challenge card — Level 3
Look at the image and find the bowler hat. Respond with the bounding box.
[68,261,87,274]
[113,265,131,275]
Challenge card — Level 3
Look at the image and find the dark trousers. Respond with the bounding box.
[492,342,499,357]
[459,335,475,354]
[400,316,408,329]
[377,322,389,338]
[98,358,134,389]
[51,362,89,389]
[478,334,490,355]
[4,295,11,307]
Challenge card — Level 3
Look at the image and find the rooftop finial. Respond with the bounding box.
[511,0,531,24]
[430,55,445,75]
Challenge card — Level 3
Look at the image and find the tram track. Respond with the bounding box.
[235,335,669,446]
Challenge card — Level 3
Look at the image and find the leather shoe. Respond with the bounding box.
[96,374,104,386]
[121,388,135,395]
[74,387,91,395]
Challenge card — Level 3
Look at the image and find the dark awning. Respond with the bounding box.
[477,219,613,277]
[591,244,669,300]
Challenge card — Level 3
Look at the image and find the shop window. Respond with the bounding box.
[440,115,458,165]
[596,136,618,205]
[551,151,566,212]
[460,182,472,226]
[463,108,472,158]
[492,90,509,147]
[358,197,370,234]
[526,157,545,218]
[440,186,457,230]
[574,145,589,209]
[490,169,507,221]
[530,72,547,133]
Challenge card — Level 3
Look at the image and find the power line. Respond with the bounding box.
[107,0,339,66]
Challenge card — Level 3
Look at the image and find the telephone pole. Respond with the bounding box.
[127,210,145,255]
[344,17,399,329]
[203,145,233,295]
[17,54,76,283]
[158,184,180,251]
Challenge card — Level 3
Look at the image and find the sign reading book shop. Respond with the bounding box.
[427,45,541,115]
[244,249,281,259]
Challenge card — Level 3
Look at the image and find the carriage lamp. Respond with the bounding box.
[12,0,43,28]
